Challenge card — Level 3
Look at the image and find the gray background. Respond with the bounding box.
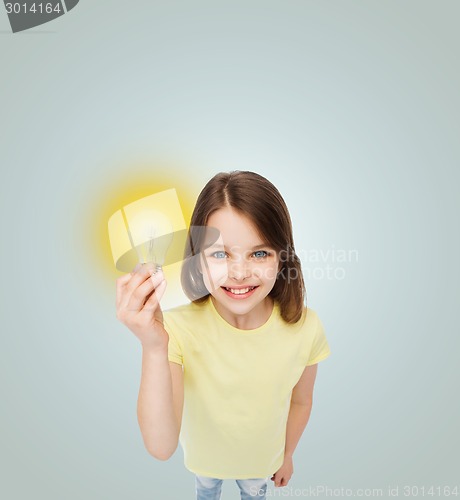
[1,1,459,499]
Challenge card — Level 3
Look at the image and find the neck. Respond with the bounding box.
[211,296,275,330]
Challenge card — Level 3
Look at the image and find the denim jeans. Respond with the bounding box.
[195,474,269,499]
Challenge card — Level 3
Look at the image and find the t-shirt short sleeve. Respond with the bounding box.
[164,316,183,366]
[306,313,331,366]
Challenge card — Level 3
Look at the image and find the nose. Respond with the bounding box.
[228,257,251,280]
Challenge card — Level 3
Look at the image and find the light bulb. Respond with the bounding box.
[129,209,174,272]
[108,188,188,273]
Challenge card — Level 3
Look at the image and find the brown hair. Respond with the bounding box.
[181,170,306,323]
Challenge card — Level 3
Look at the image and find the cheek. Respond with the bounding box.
[201,258,229,290]
[252,260,279,282]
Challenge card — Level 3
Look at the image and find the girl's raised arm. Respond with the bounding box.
[137,350,183,460]
[116,265,184,459]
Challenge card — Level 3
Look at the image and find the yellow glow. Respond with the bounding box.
[76,161,204,309]
[108,188,187,271]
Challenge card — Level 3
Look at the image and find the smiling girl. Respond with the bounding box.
[116,171,331,499]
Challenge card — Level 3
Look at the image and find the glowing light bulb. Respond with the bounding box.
[108,188,188,274]
[130,209,174,272]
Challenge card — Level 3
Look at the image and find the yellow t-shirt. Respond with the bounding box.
[163,297,331,479]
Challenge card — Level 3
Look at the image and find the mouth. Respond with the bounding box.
[221,285,259,299]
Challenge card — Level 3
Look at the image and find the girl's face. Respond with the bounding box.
[200,206,280,328]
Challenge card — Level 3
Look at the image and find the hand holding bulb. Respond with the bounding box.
[115,207,172,351]
[116,263,169,353]
[110,188,187,348]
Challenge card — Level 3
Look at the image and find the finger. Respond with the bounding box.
[116,273,133,309]
[126,272,160,312]
[149,268,165,287]
[131,263,142,275]
[142,279,167,313]
[120,266,154,310]
[141,269,166,305]
[126,269,165,312]
[117,273,132,285]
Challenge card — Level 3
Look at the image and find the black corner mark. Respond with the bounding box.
[4,0,79,33]
[64,0,78,11]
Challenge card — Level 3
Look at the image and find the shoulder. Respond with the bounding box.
[281,306,323,340]
[305,307,320,324]
[293,306,320,328]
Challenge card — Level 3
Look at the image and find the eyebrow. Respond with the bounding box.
[205,243,271,251]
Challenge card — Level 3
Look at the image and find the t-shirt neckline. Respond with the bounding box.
[207,296,279,334]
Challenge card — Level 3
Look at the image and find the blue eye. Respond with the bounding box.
[253,250,269,258]
[211,251,227,259]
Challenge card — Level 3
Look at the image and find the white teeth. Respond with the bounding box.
[225,286,256,295]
